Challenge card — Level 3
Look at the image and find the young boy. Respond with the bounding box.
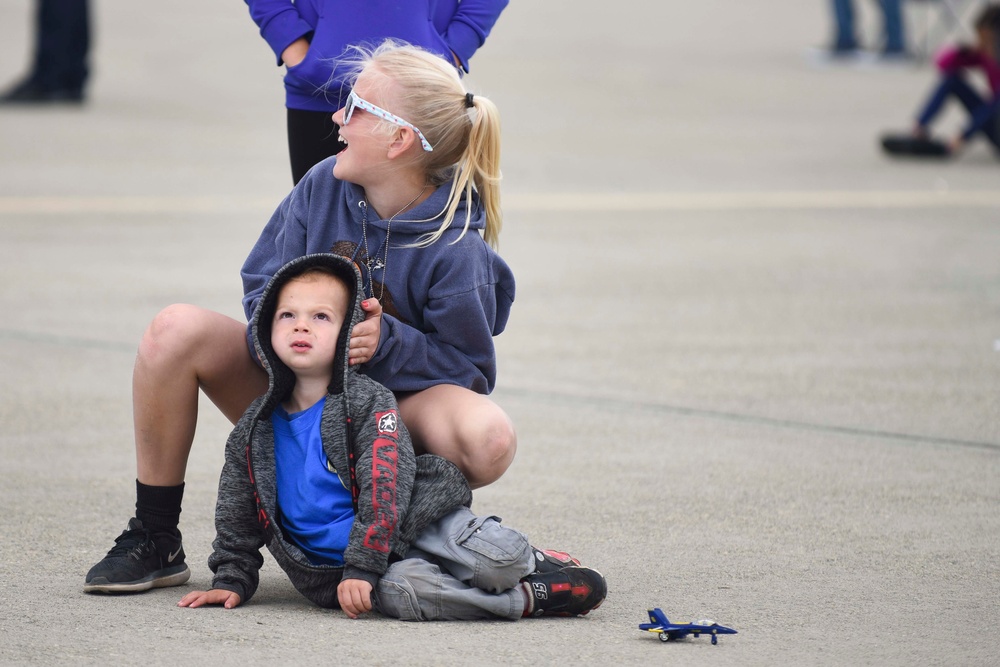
[175,253,606,619]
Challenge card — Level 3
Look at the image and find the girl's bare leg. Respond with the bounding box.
[133,304,268,485]
[396,384,516,489]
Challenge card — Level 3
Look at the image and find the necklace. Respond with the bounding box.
[360,186,427,301]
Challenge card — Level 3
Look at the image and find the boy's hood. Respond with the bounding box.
[251,253,365,415]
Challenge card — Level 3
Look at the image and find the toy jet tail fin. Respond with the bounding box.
[648,608,670,625]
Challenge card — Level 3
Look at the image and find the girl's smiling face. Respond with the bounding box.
[331,70,399,186]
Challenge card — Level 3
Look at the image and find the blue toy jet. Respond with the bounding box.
[639,608,737,645]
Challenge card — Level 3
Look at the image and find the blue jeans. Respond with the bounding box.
[917,74,1000,150]
[832,0,905,53]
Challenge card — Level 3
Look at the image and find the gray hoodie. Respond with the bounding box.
[208,253,472,608]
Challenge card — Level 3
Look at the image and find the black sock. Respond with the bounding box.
[135,480,184,536]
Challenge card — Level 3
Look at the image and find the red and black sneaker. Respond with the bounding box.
[531,547,582,574]
[521,566,607,617]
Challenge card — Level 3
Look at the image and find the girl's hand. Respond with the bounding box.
[338,578,373,618]
[177,589,242,609]
[349,299,383,366]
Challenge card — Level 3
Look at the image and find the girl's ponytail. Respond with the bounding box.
[438,92,502,249]
[359,42,504,249]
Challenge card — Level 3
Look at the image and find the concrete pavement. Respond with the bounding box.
[1,2,998,665]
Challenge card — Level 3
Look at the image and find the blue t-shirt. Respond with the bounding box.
[272,397,355,566]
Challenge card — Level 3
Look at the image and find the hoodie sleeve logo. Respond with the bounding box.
[363,436,398,553]
[376,410,399,437]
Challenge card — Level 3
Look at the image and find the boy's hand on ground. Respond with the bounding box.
[177,589,242,609]
[349,299,383,366]
[338,578,373,618]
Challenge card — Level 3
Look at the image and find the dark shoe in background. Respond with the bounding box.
[880,134,950,158]
[0,78,84,104]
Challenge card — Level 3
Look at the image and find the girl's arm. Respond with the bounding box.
[367,248,514,393]
[368,290,500,394]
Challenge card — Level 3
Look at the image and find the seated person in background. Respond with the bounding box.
[881,4,1000,158]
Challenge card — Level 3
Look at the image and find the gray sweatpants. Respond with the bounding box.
[374,507,534,621]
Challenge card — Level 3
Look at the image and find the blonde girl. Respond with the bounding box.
[85,41,516,594]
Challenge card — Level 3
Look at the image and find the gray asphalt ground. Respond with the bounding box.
[1,2,999,665]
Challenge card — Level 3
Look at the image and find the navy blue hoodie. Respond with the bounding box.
[241,156,515,394]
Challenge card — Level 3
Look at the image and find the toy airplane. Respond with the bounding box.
[639,608,737,645]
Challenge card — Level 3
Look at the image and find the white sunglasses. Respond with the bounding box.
[342,90,434,152]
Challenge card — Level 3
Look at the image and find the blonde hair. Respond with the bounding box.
[350,41,503,249]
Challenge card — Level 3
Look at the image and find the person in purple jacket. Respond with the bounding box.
[84,41,517,594]
[243,0,508,183]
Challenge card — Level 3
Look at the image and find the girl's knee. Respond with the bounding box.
[138,304,210,363]
[143,303,197,342]
[483,418,516,466]
[469,415,516,485]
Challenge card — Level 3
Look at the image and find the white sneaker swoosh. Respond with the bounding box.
[167,547,183,563]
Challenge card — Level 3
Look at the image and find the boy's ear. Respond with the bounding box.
[386,127,417,159]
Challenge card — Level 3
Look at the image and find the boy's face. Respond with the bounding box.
[271,273,349,380]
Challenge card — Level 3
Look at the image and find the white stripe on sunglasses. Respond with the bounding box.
[343,90,434,152]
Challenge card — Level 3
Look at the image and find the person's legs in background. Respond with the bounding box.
[287,108,344,185]
[880,0,907,55]
[832,0,859,52]
[0,0,90,103]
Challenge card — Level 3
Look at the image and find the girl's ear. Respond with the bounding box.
[386,127,417,160]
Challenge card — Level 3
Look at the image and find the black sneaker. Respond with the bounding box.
[84,518,190,593]
[521,566,607,617]
[530,547,581,574]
